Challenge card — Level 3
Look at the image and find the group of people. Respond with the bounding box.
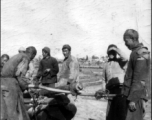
[0,29,150,120]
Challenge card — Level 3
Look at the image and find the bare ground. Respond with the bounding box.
[72,85,151,120]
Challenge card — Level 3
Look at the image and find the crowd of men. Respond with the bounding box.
[0,29,150,120]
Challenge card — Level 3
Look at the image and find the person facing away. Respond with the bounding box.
[35,47,59,88]
[122,29,150,120]
[95,44,128,120]
[1,46,37,120]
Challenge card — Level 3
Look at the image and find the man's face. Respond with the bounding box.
[108,50,116,60]
[62,49,70,58]
[30,54,36,61]
[42,51,48,59]
[1,57,9,67]
[124,37,134,50]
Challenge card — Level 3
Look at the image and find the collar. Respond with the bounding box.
[43,56,50,60]
[132,43,143,51]
[64,55,72,61]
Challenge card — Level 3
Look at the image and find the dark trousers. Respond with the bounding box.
[106,85,127,120]
[106,96,127,120]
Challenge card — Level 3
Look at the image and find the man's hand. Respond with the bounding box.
[95,89,105,100]
[45,69,51,72]
[129,101,136,111]
[70,82,83,96]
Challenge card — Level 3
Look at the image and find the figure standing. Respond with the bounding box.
[122,29,150,120]
[1,46,37,120]
[95,44,128,120]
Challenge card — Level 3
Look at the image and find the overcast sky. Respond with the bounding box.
[1,0,151,59]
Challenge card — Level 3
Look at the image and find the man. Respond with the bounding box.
[0,54,10,120]
[122,29,150,120]
[36,44,82,120]
[1,46,37,120]
[35,47,59,95]
[18,47,26,53]
[57,44,80,86]
[95,44,128,120]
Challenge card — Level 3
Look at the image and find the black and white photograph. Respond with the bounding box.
[1,0,151,120]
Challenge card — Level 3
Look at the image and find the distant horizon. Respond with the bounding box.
[1,0,151,59]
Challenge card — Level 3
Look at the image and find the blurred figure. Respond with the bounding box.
[18,47,26,53]
[95,44,128,120]
[1,54,9,71]
[1,46,37,120]
[0,54,10,120]
[122,29,150,120]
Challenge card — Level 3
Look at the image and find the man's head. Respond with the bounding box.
[107,44,117,60]
[62,44,71,58]
[1,54,9,67]
[123,29,139,50]
[18,47,26,53]
[26,46,37,60]
[42,47,50,59]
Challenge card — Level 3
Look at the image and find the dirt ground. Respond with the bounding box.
[72,84,151,120]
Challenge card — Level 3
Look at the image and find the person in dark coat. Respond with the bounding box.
[34,47,59,96]
[122,29,150,120]
[36,47,59,86]
[34,45,82,120]
[1,46,37,120]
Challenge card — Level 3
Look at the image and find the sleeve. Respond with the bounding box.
[15,57,31,91]
[117,49,128,68]
[51,58,59,76]
[100,63,107,91]
[15,57,29,77]
[25,62,34,79]
[68,60,79,84]
[55,78,69,89]
[127,50,150,102]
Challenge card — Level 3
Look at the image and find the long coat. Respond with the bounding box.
[122,43,150,120]
[1,53,31,120]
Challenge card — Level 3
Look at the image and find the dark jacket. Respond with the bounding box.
[37,56,59,84]
[122,43,150,102]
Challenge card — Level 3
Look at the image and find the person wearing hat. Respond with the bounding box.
[1,46,37,120]
[95,44,128,120]
[35,47,59,90]
[122,29,150,120]
[18,47,26,53]
[56,44,80,86]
